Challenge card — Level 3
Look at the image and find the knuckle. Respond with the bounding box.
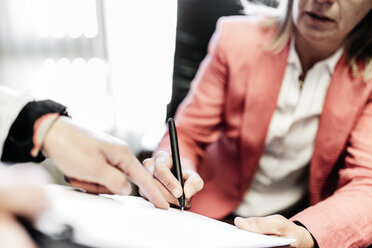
[142,158,155,173]
[164,180,174,190]
[118,144,131,156]
[156,150,170,159]
[121,155,138,172]
[270,215,287,234]
[250,218,260,228]
[154,164,169,176]
[183,169,194,176]
[277,224,287,235]
[110,142,130,158]
[155,152,172,168]
[272,214,286,222]
[142,158,153,167]
[250,218,265,232]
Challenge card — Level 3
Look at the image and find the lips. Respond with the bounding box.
[306,11,334,22]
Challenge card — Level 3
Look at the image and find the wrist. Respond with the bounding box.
[41,116,72,158]
[1,100,67,163]
[31,113,60,158]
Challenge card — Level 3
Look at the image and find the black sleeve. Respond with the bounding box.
[1,100,67,163]
[167,0,244,120]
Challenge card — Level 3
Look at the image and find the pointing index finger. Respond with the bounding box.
[124,157,170,210]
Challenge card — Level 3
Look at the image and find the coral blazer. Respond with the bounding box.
[156,16,372,247]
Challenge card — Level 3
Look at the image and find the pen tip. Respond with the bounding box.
[181,207,184,211]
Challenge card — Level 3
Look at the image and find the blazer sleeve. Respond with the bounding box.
[0,86,67,163]
[155,18,229,171]
[291,92,372,248]
[0,86,33,159]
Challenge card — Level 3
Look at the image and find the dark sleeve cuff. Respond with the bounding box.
[1,100,67,163]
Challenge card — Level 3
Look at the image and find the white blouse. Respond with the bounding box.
[234,39,343,217]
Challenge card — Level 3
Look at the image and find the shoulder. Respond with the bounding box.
[211,15,278,61]
[216,15,276,46]
[217,15,268,33]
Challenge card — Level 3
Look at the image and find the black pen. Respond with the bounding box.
[167,117,186,211]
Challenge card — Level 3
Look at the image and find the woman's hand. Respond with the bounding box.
[142,151,204,208]
[234,215,315,248]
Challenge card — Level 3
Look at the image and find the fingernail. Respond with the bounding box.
[119,186,131,196]
[172,188,181,197]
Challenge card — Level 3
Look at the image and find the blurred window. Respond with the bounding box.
[0,0,177,154]
[0,0,113,132]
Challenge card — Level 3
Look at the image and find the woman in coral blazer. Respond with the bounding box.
[143,0,372,247]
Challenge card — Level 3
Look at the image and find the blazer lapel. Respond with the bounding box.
[239,44,290,194]
[310,57,372,202]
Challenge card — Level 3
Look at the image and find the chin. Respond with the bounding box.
[305,32,333,42]
[300,25,337,44]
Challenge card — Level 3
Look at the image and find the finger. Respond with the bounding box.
[234,215,288,236]
[107,148,169,210]
[153,155,183,198]
[138,189,146,200]
[153,179,180,206]
[154,151,173,169]
[91,163,132,196]
[235,217,271,234]
[183,170,204,198]
[69,179,112,194]
[139,179,180,207]
[20,186,49,221]
[143,156,183,207]
[138,176,179,207]
[142,158,155,174]
[127,163,170,209]
[0,185,49,221]
[153,165,183,198]
[0,211,37,248]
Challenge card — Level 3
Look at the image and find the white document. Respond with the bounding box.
[36,185,295,248]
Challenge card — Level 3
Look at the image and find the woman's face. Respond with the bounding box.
[293,0,372,45]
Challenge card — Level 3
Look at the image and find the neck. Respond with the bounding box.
[294,28,342,76]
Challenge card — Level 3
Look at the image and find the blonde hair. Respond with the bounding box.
[241,0,372,82]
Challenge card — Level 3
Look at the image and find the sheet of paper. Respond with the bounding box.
[36,185,295,248]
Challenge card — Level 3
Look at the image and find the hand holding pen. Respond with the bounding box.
[141,118,204,209]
